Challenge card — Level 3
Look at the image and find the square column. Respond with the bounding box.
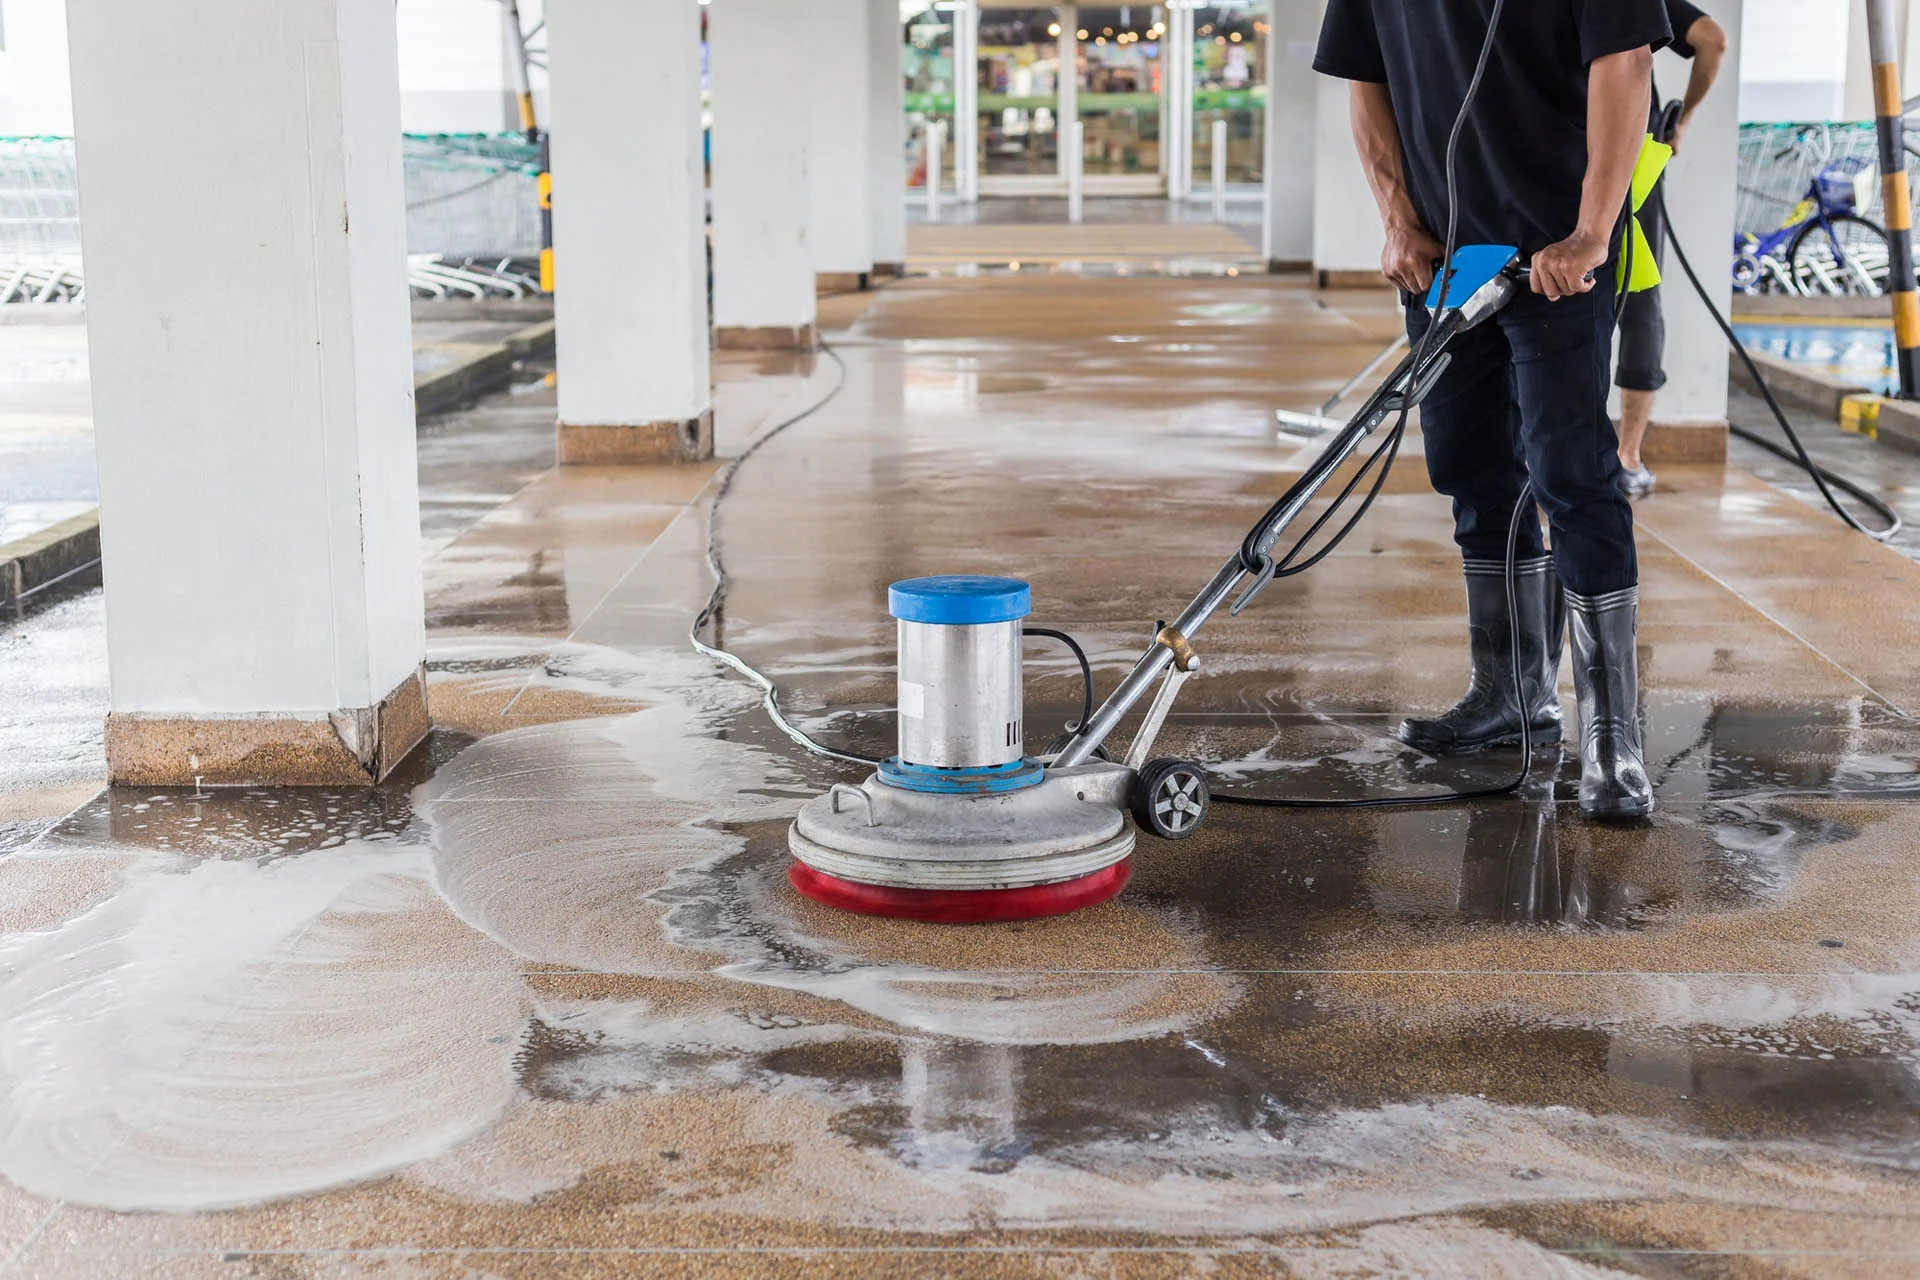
[1263,2,1324,272]
[1642,0,1742,464]
[69,0,428,787]
[809,0,874,292]
[868,0,908,277]
[1310,74,1386,287]
[547,0,712,465]
[711,0,817,350]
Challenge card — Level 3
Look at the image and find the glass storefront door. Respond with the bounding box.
[976,6,1063,185]
[903,3,959,195]
[1075,5,1164,191]
[1189,3,1266,189]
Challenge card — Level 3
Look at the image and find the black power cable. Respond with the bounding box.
[1023,627,1094,733]
[1657,185,1903,541]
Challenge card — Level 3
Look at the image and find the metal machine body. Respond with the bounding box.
[787,248,1527,922]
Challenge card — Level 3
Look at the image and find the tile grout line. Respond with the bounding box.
[1633,514,1907,717]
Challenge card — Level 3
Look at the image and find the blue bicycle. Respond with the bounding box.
[1734,128,1887,296]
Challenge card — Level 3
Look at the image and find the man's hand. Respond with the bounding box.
[1529,228,1607,301]
[1382,219,1445,294]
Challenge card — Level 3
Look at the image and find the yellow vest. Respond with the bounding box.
[1620,133,1673,293]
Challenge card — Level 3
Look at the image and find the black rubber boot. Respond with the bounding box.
[1565,585,1653,820]
[1397,557,1565,755]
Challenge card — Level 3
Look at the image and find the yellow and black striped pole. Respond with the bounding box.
[504,0,552,293]
[1867,0,1919,397]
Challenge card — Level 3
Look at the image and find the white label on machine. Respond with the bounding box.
[898,680,926,719]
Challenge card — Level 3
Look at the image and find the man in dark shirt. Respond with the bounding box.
[1616,0,1730,498]
[1315,0,1671,819]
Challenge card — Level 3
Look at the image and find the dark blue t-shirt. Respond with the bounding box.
[1314,0,1673,255]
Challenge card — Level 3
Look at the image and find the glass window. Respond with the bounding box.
[1191,3,1265,186]
[977,7,1061,176]
[1077,6,1162,177]
[904,4,958,190]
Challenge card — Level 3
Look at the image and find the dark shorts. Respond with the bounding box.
[1614,184,1667,393]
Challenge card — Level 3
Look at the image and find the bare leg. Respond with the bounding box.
[1618,389,1654,471]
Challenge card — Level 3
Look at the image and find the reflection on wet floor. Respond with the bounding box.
[4,276,1920,1273]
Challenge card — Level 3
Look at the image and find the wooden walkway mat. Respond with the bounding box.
[906,222,1261,265]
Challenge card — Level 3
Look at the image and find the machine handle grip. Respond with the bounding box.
[1504,264,1596,286]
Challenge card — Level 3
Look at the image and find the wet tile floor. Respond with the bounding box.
[5,276,1920,1276]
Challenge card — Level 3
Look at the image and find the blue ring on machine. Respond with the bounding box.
[876,756,1047,794]
[888,575,1031,625]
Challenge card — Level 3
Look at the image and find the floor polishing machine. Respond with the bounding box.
[787,245,1535,922]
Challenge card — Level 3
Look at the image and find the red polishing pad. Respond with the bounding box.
[788,858,1131,923]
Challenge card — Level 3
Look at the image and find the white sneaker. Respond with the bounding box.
[1620,464,1656,499]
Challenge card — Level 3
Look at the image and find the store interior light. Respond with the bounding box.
[1229,31,1242,41]
[1103,26,1113,35]
[1077,27,1089,38]
[1095,35,1106,44]
[1048,21,1061,36]
[1214,35,1226,44]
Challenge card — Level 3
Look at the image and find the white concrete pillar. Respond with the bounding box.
[810,0,873,291]
[1903,0,1920,90]
[711,0,816,349]
[955,0,979,202]
[1057,5,1079,180]
[1166,4,1193,200]
[1844,0,1877,121]
[1309,75,1385,286]
[869,0,908,275]
[1648,0,1742,463]
[1262,1,1323,271]
[68,0,427,787]
[547,0,711,464]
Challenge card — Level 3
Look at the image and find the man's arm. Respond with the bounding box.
[1671,15,1727,152]
[1531,46,1654,300]
[1350,81,1443,293]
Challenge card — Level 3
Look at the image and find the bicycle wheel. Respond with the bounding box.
[1788,214,1889,296]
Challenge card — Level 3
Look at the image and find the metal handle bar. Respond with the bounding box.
[1050,264,1524,770]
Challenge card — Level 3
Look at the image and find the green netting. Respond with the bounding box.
[0,134,545,264]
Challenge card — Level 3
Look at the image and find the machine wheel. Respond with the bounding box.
[1131,758,1210,840]
[1044,733,1112,762]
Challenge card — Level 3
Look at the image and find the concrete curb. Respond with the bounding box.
[0,303,85,326]
[409,297,552,324]
[1725,347,1920,455]
[412,318,556,418]
[503,318,555,360]
[1730,295,1896,320]
[1874,399,1920,453]
[414,343,518,416]
[0,510,101,606]
[1729,349,1869,420]
[0,320,556,611]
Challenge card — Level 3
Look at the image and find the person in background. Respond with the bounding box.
[1615,0,1729,498]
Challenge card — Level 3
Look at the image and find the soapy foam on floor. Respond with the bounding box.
[421,637,1242,1048]
[0,842,526,1211]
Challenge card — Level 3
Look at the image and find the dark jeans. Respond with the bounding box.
[1405,279,1637,597]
